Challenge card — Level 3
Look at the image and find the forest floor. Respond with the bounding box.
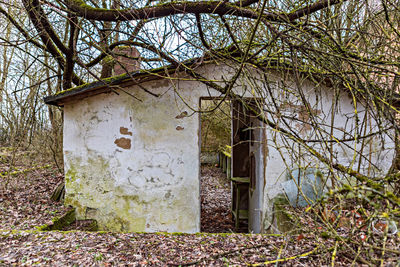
[200,165,235,233]
[0,149,399,266]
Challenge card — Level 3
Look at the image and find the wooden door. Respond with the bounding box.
[231,100,264,233]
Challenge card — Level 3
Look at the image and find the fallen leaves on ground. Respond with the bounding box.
[0,230,337,266]
[0,165,68,231]
[200,165,235,233]
[0,153,399,266]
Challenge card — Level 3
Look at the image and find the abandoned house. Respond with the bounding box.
[44,48,396,233]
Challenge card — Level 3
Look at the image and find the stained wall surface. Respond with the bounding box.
[259,77,395,231]
[63,78,206,232]
[62,63,396,233]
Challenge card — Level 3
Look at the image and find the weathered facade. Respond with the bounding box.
[45,61,395,233]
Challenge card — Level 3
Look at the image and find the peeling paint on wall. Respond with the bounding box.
[63,79,202,233]
[262,81,395,233]
[114,137,131,149]
[175,111,188,119]
[61,64,395,234]
[120,127,133,136]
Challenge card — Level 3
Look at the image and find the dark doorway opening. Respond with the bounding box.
[199,99,234,233]
[199,98,263,233]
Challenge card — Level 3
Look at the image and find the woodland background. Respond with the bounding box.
[0,0,399,265]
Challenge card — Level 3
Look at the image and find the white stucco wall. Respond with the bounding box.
[260,77,395,231]
[62,63,396,233]
[64,79,204,232]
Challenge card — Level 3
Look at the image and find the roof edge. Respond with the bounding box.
[44,65,178,106]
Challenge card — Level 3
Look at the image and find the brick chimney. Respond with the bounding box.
[113,46,141,75]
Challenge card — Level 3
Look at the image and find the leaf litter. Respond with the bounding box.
[0,157,399,266]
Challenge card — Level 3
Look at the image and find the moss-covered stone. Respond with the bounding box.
[38,209,76,231]
[273,194,300,233]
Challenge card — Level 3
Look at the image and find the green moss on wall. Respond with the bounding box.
[272,194,300,233]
